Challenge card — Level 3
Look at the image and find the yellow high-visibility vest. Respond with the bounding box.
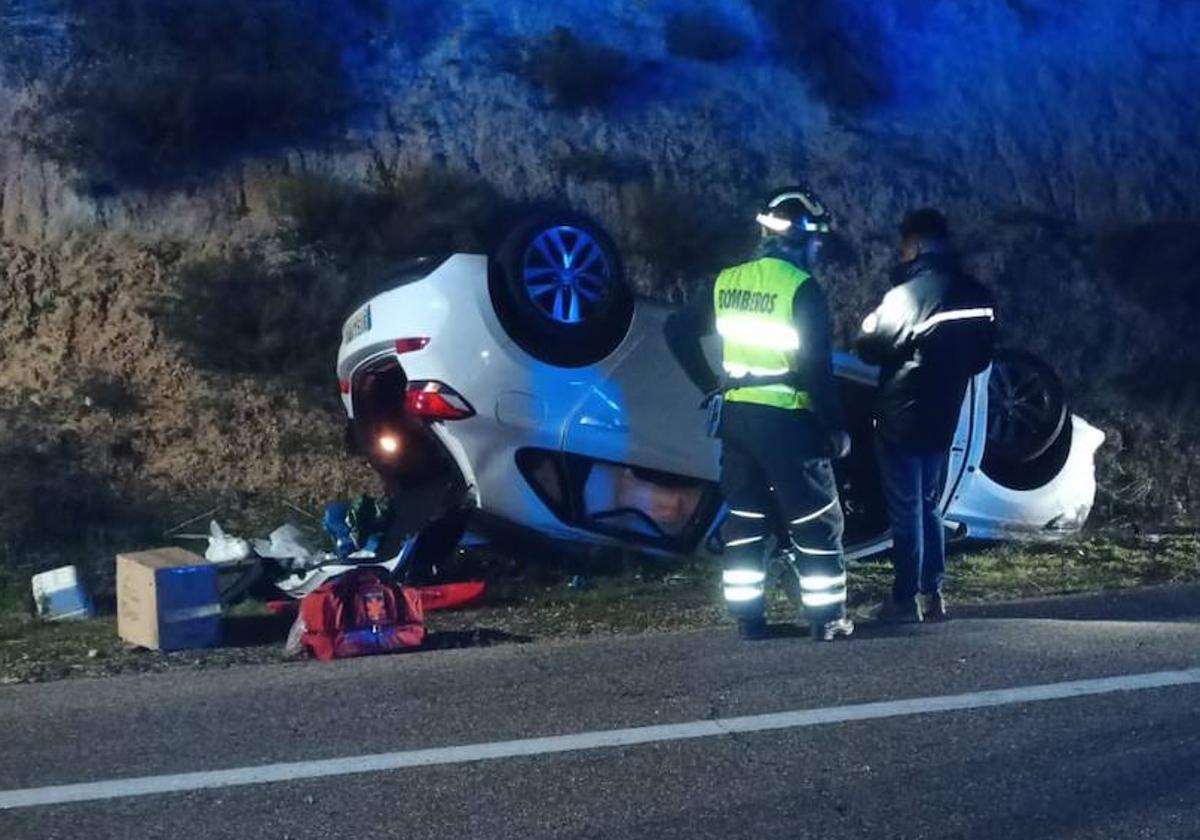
[714,257,811,411]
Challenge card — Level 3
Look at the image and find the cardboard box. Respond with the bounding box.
[117,548,222,651]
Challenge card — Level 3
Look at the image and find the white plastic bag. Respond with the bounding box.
[205,521,253,564]
[252,523,314,562]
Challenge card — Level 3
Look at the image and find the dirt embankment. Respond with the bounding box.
[1,0,1198,583]
[0,235,376,575]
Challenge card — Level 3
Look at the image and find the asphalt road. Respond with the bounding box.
[3,587,1200,839]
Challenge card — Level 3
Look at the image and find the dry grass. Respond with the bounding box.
[18,0,367,189]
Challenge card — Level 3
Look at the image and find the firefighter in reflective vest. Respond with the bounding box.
[665,187,854,641]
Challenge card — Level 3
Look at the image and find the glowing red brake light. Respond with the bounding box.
[404,381,474,420]
[395,337,431,354]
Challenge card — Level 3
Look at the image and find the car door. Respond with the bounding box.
[940,367,992,525]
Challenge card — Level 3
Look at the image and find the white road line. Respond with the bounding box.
[3,667,1199,811]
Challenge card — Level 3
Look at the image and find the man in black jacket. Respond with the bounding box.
[666,187,853,642]
[856,210,996,622]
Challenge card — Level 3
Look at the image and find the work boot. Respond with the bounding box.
[877,596,924,624]
[923,591,948,621]
[737,617,768,640]
[814,614,855,642]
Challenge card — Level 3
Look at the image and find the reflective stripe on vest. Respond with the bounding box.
[714,258,811,411]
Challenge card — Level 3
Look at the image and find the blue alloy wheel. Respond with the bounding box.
[521,226,613,325]
[494,211,632,367]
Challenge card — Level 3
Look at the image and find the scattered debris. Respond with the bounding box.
[31,566,95,621]
[116,548,222,651]
[322,495,388,560]
[15,496,488,673]
[204,521,252,564]
[252,523,317,566]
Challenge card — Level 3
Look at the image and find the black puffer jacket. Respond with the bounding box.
[855,252,996,452]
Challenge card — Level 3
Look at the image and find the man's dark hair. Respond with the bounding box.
[900,208,950,244]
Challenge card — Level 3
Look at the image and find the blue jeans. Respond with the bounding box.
[876,438,949,603]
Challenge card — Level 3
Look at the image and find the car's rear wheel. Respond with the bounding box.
[982,349,1072,490]
[491,212,633,367]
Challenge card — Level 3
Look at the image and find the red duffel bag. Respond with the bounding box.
[298,568,425,661]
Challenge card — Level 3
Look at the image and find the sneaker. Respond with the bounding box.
[877,597,924,624]
[814,615,855,642]
[737,617,768,640]
[923,591,948,621]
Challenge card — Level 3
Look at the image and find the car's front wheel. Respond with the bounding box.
[982,349,1072,489]
[490,212,633,367]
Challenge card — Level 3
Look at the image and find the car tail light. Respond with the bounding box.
[405,381,475,420]
[395,337,431,354]
[338,379,351,395]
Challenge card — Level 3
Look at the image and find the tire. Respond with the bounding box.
[982,349,1072,490]
[490,212,633,367]
[985,349,1067,464]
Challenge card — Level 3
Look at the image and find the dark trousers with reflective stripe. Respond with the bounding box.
[718,414,847,625]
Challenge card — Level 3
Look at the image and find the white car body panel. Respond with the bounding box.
[562,302,721,480]
[337,254,1102,558]
[948,415,1104,538]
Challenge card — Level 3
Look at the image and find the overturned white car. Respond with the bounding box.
[336,213,1104,568]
